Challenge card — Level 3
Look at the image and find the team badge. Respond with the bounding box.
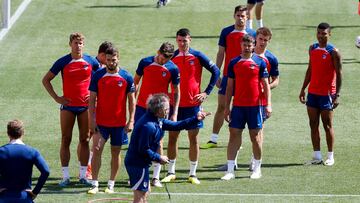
[118,81,123,87]
[162,71,167,77]
[250,64,255,69]
[159,121,163,129]
[83,65,89,70]
[189,60,195,65]
[322,54,327,59]
[143,182,148,188]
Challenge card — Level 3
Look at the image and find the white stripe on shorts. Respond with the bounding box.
[131,168,145,191]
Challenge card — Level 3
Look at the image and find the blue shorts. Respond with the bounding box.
[177,106,203,130]
[125,165,149,192]
[247,0,265,4]
[261,106,269,122]
[135,105,174,123]
[229,106,264,129]
[60,105,88,115]
[97,126,128,146]
[306,93,335,110]
[0,191,33,203]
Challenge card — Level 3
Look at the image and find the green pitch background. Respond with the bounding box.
[0,0,360,202]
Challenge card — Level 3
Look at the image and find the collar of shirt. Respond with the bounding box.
[9,139,25,145]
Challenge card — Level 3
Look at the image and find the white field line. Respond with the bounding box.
[0,0,32,41]
[111,192,360,198]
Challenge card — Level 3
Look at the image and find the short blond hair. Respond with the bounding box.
[69,32,85,43]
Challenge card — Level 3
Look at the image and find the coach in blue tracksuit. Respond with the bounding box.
[0,120,50,203]
[125,93,209,203]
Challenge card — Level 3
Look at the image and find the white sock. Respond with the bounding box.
[62,167,70,180]
[189,161,198,177]
[88,151,93,166]
[79,166,87,179]
[257,19,263,28]
[314,151,322,160]
[327,151,334,160]
[227,160,235,173]
[152,162,161,179]
[168,159,176,174]
[92,180,99,187]
[108,180,115,189]
[254,159,262,173]
[247,19,253,29]
[234,150,240,166]
[210,133,219,143]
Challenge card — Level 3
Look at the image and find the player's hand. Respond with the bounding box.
[125,120,134,133]
[170,113,178,122]
[224,108,231,123]
[265,106,272,118]
[159,155,169,165]
[55,96,70,105]
[196,110,211,121]
[25,189,37,200]
[332,97,340,109]
[299,90,306,104]
[194,92,208,104]
[216,77,222,88]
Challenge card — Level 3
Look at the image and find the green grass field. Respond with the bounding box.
[0,0,360,202]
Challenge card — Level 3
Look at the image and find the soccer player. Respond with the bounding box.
[201,5,255,166]
[299,22,342,166]
[161,28,220,185]
[125,93,210,203]
[0,120,50,202]
[42,32,99,187]
[246,0,265,29]
[87,46,136,194]
[248,26,279,170]
[95,41,113,67]
[221,35,271,180]
[134,42,180,188]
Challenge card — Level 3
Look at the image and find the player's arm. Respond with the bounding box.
[88,91,97,134]
[171,84,180,121]
[215,46,225,87]
[138,125,168,164]
[299,46,312,104]
[31,150,50,199]
[331,48,342,109]
[224,77,234,122]
[42,71,69,105]
[270,76,279,89]
[262,77,272,118]
[126,91,136,132]
[162,111,210,131]
[133,73,142,98]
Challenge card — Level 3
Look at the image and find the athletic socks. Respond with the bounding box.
[107,180,115,190]
[247,19,253,29]
[62,167,70,180]
[327,151,334,160]
[314,151,322,160]
[168,159,176,174]
[189,161,198,177]
[210,133,219,143]
[257,19,263,28]
[227,160,235,173]
[153,162,161,179]
[79,166,87,179]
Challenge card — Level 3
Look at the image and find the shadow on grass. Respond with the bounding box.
[164,35,220,39]
[85,4,155,9]
[282,24,360,30]
[279,58,360,66]
[203,163,303,171]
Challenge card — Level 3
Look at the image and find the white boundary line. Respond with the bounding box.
[0,0,32,41]
[112,192,360,198]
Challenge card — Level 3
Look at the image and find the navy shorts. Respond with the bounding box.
[125,165,150,192]
[0,191,33,203]
[306,93,335,110]
[248,0,265,4]
[177,106,203,130]
[229,106,264,129]
[97,125,128,146]
[60,105,88,115]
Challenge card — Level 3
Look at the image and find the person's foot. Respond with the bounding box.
[304,158,323,165]
[324,158,335,166]
[188,176,200,185]
[250,170,262,179]
[221,172,235,181]
[58,178,70,187]
[156,0,163,8]
[79,178,93,186]
[104,187,115,194]
[161,173,176,183]
[87,186,99,194]
[217,164,238,171]
[151,178,163,187]
[200,141,218,149]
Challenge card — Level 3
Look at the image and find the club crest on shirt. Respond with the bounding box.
[118,81,123,87]
[322,54,327,59]
[162,71,167,77]
[189,60,195,65]
[250,64,255,69]
[83,65,89,70]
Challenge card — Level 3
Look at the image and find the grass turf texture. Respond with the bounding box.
[0,0,360,202]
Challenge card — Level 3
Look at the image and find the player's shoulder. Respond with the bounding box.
[221,25,235,34]
[265,50,278,60]
[142,55,155,63]
[119,68,133,78]
[54,54,72,64]
[245,28,256,37]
